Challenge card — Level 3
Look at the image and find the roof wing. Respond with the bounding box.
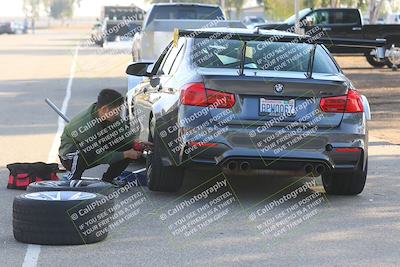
[178,29,387,77]
[178,29,386,49]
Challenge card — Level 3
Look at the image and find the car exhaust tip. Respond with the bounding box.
[304,164,314,174]
[227,161,238,171]
[315,164,326,174]
[239,161,250,171]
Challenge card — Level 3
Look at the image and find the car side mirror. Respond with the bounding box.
[146,63,155,74]
[126,62,154,77]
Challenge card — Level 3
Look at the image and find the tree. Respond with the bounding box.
[331,0,340,7]
[23,0,80,20]
[232,0,245,19]
[369,0,384,23]
[393,0,400,12]
[23,0,41,18]
[224,0,246,19]
[264,0,295,21]
[49,0,75,19]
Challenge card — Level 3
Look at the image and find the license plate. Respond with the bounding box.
[120,36,132,41]
[259,98,296,116]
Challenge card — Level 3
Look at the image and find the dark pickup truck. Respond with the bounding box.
[259,8,400,68]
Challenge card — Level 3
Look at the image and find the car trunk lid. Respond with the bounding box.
[200,68,349,128]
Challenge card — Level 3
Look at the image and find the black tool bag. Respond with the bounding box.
[6,162,59,190]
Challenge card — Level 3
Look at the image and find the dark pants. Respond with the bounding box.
[60,151,129,182]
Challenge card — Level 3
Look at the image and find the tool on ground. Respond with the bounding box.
[45,98,70,123]
[7,162,60,190]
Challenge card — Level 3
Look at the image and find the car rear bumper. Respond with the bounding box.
[179,118,367,174]
[183,144,364,173]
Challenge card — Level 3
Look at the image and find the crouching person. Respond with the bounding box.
[59,89,142,183]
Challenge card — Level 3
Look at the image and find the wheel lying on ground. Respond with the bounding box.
[27,180,114,195]
[13,191,113,245]
[146,131,184,192]
[322,160,368,195]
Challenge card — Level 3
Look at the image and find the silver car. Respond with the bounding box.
[126,28,383,195]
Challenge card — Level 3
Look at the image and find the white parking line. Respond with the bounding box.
[47,46,79,163]
[22,245,41,267]
[22,45,79,267]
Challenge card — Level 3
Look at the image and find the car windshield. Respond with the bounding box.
[284,8,312,24]
[192,37,339,74]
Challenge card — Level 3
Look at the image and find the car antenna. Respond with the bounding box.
[239,41,247,76]
[306,43,317,79]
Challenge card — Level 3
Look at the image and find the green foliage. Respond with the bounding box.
[265,0,371,21]
[23,0,80,19]
[23,0,41,18]
[50,0,75,19]
[264,0,295,21]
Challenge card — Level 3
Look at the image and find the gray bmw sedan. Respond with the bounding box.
[126,28,385,195]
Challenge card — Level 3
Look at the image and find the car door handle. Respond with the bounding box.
[322,27,332,31]
[352,27,362,31]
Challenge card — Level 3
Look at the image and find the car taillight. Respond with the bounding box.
[188,141,218,147]
[320,89,363,113]
[180,83,235,108]
[344,89,364,113]
[335,148,361,153]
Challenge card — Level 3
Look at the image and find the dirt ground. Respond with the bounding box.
[335,55,400,145]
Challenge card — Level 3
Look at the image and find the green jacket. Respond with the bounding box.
[59,103,137,166]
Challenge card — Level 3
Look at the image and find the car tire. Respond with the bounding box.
[27,180,114,196]
[146,131,184,192]
[13,191,113,245]
[322,160,367,195]
[365,54,386,68]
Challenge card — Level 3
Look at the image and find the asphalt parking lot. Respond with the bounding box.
[1,27,399,267]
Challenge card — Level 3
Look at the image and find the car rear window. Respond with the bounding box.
[145,5,224,28]
[192,38,339,74]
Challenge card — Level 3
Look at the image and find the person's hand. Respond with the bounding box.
[123,149,142,160]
